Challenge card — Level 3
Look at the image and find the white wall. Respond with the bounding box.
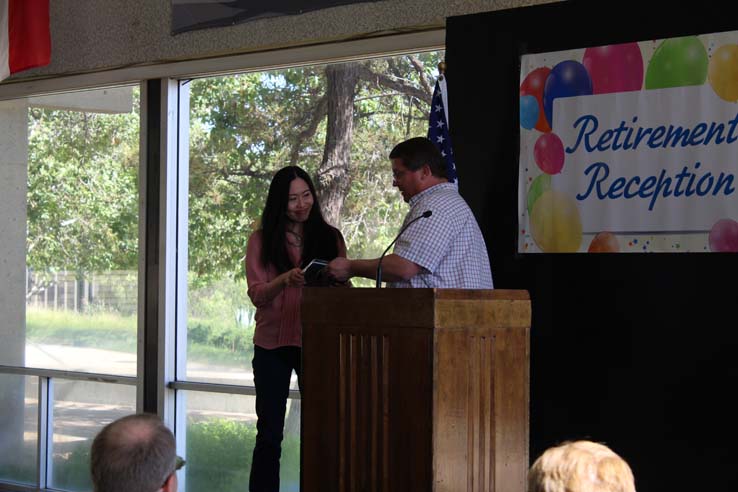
[0,99,28,462]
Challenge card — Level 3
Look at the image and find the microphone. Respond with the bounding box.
[376,210,432,288]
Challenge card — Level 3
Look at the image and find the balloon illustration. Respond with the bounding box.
[527,174,551,216]
[520,95,539,130]
[530,190,582,252]
[543,61,593,130]
[708,218,738,252]
[588,231,620,253]
[520,67,552,132]
[645,36,708,89]
[582,43,644,94]
[534,133,565,175]
[708,44,738,102]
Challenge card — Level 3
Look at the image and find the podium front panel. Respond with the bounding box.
[301,288,530,492]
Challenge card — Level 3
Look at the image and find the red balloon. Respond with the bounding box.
[709,218,738,252]
[583,43,644,94]
[588,231,620,253]
[534,133,565,174]
[520,67,552,132]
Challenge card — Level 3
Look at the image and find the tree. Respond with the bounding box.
[26,95,140,291]
[24,51,444,288]
[187,51,443,283]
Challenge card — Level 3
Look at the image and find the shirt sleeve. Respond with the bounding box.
[245,231,275,308]
[392,209,456,274]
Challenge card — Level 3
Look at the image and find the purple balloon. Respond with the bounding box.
[543,60,593,129]
[583,43,644,94]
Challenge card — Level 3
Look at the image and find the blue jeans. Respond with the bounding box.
[249,345,302,492]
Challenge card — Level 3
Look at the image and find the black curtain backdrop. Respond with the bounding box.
[447,1,738,490]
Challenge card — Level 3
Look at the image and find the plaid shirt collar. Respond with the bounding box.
[408,182,455,207]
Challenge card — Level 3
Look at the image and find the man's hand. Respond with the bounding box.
[326,257,352,283]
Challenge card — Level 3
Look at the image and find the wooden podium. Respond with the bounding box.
[301,288,531,492]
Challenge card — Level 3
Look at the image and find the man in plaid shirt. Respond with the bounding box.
[327,137,493,289]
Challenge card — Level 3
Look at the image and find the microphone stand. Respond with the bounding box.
[375,210,432,288]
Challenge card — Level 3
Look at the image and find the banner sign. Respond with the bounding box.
[518,32,738,253]
[172,0,380,35]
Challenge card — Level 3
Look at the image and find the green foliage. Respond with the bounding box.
[51,443,92,492]
[26,307,252,367]
[0,449,36,485]
[186,419,254,490]
[186,419,299,492]
[187,277,255,363]
[187,52,443,284]
[188,319,253,361]
[26,308,137,353]
[27,88,140,276]
[26,52,444,288]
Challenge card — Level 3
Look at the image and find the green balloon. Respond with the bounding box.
[645,36,708,89]
[527,174,551,216]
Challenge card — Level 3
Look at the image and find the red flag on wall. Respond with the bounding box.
[1,0,51,82]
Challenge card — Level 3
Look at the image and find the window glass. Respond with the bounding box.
[185,51,443,384]
[0,374,38,485]
[20,86,140,376]
[182,390,301,492]
[50,380,136,491]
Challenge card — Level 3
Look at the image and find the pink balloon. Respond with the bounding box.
[709,218,738,252]
[582,43,644,94]
[534,133,565,174]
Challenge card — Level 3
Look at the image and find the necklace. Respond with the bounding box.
[286,229,303,247]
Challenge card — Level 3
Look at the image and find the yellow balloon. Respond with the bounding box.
[709,44,738,102]
[530,190,582,252]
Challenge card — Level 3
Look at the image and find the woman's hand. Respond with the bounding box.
[282,267,305,288]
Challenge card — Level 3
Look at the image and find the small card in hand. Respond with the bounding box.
[302,258,330,286]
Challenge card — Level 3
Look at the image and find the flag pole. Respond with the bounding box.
[437,61,446,80]
[436,61,450,129]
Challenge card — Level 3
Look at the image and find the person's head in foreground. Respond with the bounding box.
[528,440,635,492]
[91,413,183,492]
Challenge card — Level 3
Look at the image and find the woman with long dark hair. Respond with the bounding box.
[245,166,346,492]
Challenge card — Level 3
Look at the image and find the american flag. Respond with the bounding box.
[427,75,457,184]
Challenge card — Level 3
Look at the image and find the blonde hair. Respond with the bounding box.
[528,440,635,492]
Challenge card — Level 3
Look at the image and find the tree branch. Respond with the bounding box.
[356,63,432,106]
[408,55,433,96]
[355,111,426,120]
[289,95,328,167]
[205,165,272,181]
[354,92,406,102]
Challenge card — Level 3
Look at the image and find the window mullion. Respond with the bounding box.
[35,376,52,490]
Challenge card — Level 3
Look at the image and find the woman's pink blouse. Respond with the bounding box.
[245,229,346,349]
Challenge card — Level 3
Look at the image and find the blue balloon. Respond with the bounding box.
[519,95,539,130]
[543,60,593,129]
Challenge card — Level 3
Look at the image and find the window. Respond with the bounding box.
[174,50,443,492]
[0,40,443,492]
[0,85,140,490]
